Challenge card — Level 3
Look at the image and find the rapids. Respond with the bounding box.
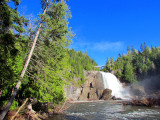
[47,101,160,120]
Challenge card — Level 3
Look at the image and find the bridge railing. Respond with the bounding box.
[94,65,105,70]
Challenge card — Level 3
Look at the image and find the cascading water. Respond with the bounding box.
[100,71,131,99]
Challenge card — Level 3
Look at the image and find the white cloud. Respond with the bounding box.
[70,40,124,52]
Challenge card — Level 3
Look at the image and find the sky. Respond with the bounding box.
[17,0,160,66]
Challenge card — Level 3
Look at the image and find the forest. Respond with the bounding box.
[102,43,160,83]
[0,0,97,117]
[2,0,160,119]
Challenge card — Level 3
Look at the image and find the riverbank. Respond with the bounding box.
[3,100,120,120]
[5,98,160,120]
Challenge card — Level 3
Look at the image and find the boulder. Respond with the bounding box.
[101,88,112,100]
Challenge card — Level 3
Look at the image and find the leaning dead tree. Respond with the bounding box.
[0,0,49,119]
[10,98,28,120]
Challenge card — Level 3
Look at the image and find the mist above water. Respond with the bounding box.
[129,75,160,98]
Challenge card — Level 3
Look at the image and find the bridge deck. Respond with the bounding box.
[94,65,105,68]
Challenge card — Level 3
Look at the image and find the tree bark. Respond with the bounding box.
[0,1,49,119]
[10,98,28,120]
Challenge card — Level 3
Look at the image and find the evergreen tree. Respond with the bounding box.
[140,43,144,52]
[67,49,98,85]
[0,0,28,93]
[124,61,135,82]
[0,0,29,119]
[103,57,110,72]
[102,43,160,83]
[22,0,73,103]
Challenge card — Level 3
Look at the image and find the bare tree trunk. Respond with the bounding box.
[0,1,49,119]
[10,98,28,120]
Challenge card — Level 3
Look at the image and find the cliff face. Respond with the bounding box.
[78,71,104,100]
[64,82,81,101]
[64,71,105,101]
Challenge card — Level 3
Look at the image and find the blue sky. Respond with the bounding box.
[17,0,160,65]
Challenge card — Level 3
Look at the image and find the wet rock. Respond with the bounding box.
[123,91,160,107]
[123,97,160,107]
[112,96,122,100]
[101,88,112,100]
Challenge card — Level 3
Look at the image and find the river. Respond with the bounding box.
[47,100,160,120]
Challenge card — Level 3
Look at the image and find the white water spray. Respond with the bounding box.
[100,71,131,99]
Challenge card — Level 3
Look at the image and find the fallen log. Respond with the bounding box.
[10,98,28,120]
[123,97,160,107]
[27,104,47,120]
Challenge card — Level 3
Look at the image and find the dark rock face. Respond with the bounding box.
[64,71,105,101]
[78,71,105,100]
[100,88,112,100]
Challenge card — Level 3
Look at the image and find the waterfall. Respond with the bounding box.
[100,71,131,99]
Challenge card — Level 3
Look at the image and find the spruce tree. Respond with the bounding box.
[0,0,49,118]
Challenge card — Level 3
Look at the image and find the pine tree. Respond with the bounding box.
[103,57,110,72]
[140,43,144,52]
[0,0,28,93]
[0,0,49,118]
[124,61,135,82]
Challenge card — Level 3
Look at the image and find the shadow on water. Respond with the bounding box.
[47,114,87,120]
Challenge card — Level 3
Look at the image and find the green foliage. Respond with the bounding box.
[0,100,18,111]
[104,57,111,72]
[67,49,98,85]
[102,43,160,83]
[0,0,28,103]
[0,0,98,111]
[9,100,19,110]
[20,0,74,104]
[124,62,135,82]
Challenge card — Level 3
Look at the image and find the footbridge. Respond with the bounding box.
[94,65,105,70]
